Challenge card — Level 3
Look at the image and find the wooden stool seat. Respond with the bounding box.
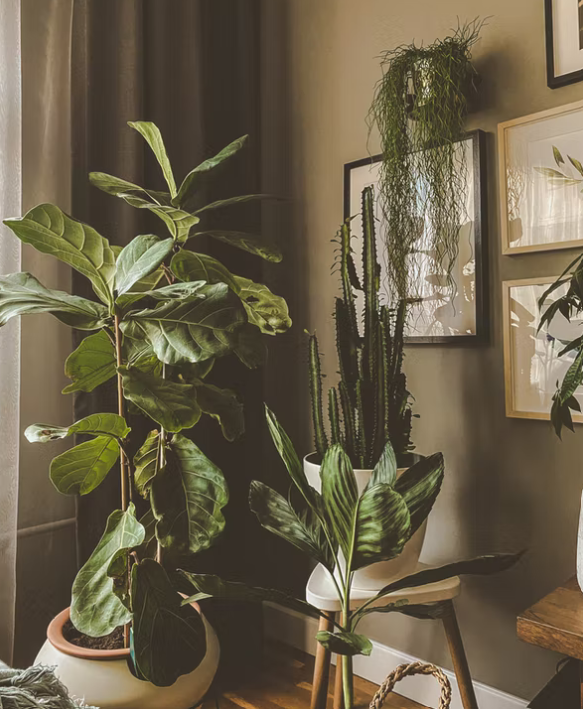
[307,563,478,709]
[306,562,461,611]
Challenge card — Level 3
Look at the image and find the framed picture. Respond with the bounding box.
[545,0,583,89]
[502,276,583,422]
[498,100,583,255]
[344,129,487,344]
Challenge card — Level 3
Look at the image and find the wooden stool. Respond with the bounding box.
[306,563,479,709]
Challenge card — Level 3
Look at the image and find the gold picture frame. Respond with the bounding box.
[503,276,583,422]
[498,100,583,255]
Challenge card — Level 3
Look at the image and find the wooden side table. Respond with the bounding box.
[517,576,583,707]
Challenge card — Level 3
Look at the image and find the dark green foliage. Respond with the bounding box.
[181,409,522,709]
[538,253,583,437]
[309,186,413,468]
[368,21,482,298]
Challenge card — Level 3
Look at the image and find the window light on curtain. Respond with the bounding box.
[0,0,22,665]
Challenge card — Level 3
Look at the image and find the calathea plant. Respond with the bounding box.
[309,186,414,468]
[1,121,290,686]
[181,408,521,709]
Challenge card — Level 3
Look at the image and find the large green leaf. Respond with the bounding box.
[128,121,177,198]
[49,436,120,495]
[361,553,524,616]
[352,484,411,570]
[131,559,207,686]
[0,272,109,330]
[123,282,246,365]
[119,366,201,432]
[71,504,145,637]
[195,382,244,441]
[235,276,291,335]
[249,481,334,571]
[145,204,200,243]
[368,441,398,487]
[176,135,248,205]
[180,572,323,620]
[115,234,174,295]
[88,172,170,204]
[315,631,372,657]
[4,204,115,306]
[321,445,359,561]
[193,193,275,215]
[134,430,160,498]
[264,405,320,511]
[25,413,129,443]
[151,434,228,554]
[394,453,444,536]
[63,331,116,394]
[170,250,240,292]
[194,230,282,263]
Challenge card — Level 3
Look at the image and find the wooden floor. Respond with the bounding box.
[201,643,427,708]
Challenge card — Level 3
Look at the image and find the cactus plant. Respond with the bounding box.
[309,185,413,469]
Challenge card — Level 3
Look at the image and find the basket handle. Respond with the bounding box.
[369,661,452,709]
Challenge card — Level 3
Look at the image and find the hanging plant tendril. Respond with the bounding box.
[368,20,484,300]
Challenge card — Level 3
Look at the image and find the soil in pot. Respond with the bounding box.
[62,619,124,651]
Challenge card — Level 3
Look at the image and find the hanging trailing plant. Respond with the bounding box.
[368,21,482,299]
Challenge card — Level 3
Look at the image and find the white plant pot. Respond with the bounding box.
[304,454,427,592]
[35,607,219,709]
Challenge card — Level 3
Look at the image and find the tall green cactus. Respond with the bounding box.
[309,186,414,468]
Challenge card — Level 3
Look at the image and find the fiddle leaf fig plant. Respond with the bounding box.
[1,121,291,687]
[181,406,522,709]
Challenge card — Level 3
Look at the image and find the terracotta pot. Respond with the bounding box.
[304,453,427,592]
[35,606,219,709]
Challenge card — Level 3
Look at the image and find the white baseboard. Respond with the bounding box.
[263,602,528,709]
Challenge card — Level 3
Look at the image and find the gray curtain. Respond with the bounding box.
[71,0,270,678]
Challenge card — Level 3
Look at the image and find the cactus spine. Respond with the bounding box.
[309,185,413,468]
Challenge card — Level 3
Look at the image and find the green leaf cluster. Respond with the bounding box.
[2,121,290,687]
[181,407,523,709]
[537,249,583,437]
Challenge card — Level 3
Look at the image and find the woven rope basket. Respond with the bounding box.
[369,661,452,709]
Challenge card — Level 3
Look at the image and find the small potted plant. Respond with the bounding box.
[0,121,290,708]
[305,185,423,590]
[180,407,521,709]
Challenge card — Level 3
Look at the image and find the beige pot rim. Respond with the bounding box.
[47,602,201,662]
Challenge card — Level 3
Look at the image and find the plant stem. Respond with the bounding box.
[114,315,130,510]
[113,314,131,649]
[341,573,354,709]
[157,363,168,566]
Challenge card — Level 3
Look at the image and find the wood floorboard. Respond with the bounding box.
[202,642,428,709]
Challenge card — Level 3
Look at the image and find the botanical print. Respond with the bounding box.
[503,107,583,253]
[534,145,583,190]
[347,137,478,340]
[507,280,583,420]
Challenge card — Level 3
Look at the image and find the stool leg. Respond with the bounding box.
[333,655,343,709]
[579,661,583,709]
[441,600,479,709]
[311,612,335,709]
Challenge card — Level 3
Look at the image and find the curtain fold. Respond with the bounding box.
[0,0,22,665]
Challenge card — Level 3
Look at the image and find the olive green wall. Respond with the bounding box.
[273,0,583,700]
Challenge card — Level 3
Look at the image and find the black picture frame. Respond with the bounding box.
[545,0,583,89]
[343,129,488,345]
